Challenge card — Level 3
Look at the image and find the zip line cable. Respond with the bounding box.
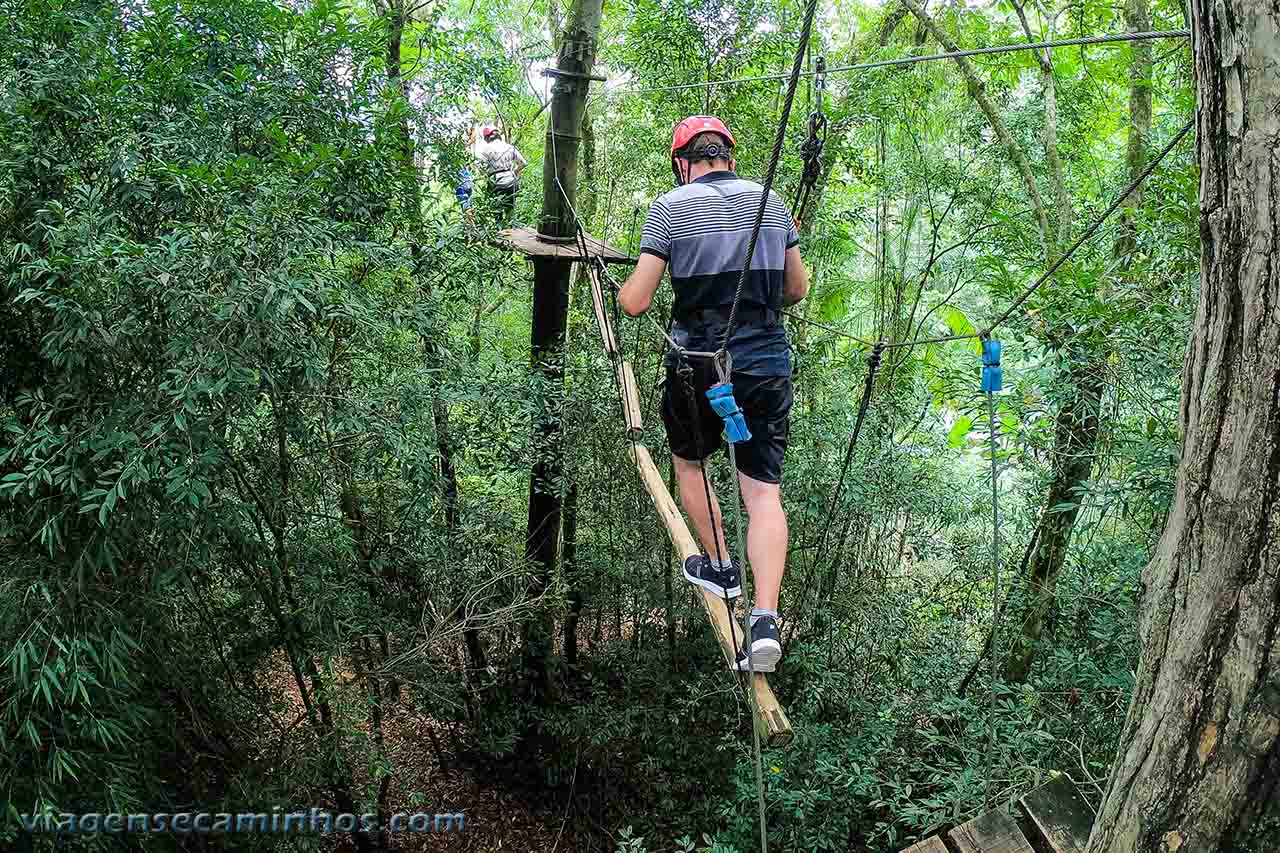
[601,30,1189,98]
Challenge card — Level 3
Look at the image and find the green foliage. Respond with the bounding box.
[2,0,1198,849]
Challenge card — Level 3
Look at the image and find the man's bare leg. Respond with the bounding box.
[672,454,730,561]
[737,473,786,610]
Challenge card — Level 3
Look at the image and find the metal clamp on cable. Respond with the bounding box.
[793,61,828,228]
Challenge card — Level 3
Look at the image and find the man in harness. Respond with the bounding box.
[475,124,527,224]
[618,116,810,672]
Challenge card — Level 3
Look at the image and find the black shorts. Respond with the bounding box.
[660,360,793,484]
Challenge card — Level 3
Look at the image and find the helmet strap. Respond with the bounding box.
[671,156,689,187]
[671,149,734,187]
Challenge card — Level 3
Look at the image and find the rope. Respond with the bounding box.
[724,436,768,853]
[605,30,1189,97]
[809,342,885,576]
[721,0,821,353]
[670,358,762,847]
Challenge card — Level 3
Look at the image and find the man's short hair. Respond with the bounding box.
[683,131,733,166]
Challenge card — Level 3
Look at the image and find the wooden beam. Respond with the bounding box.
[947,809,1036,853]
[587,266,619,355]
[628,443,793,748]
[587,266,641,433]
[899,838,948,853]
[1018,776,1093,853]
[617,361,642,432]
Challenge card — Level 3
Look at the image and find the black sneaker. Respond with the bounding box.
[682,554,742,599]
[734,615,782,672]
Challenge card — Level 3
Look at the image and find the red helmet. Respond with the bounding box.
[670,115,736,155]
[481,124,500,140]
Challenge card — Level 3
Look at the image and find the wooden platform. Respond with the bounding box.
[897,776,1093,853]
[498,227,635,264]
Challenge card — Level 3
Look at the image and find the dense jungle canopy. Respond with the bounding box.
[2,0,1277,850]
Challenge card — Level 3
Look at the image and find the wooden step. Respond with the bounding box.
[947,809,1035,853]
[895,776,1092,853]
[1018,775,1094,853]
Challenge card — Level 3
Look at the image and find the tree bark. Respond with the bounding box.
[1085,0,1280,848]
[1003,364,1103,682]
[562,482,582,668]
[1010,0,1073,250]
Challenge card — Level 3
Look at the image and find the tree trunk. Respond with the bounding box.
[380,0,483,683]
[1003,362,1103,682]
[562,482,581,668]
[1085,0,1280,848]
[521,0,605,699]
[1114,0,1154,262]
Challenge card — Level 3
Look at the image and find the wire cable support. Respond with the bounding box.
[605,30,1189,97]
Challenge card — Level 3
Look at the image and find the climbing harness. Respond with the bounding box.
[980,336,1003,810]
[792,57,827,229]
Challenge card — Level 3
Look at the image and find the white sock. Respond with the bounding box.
[750,607,779,626]
[710,555,734,569]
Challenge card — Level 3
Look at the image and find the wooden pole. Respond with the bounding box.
[630,444,793,747]
[522,0,605,700]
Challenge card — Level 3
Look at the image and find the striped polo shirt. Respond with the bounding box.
[640,171,799,376]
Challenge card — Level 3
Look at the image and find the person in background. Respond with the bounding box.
[456,165,474,224]
[475,124,527,224]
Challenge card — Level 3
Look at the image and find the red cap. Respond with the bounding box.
[671,115,736,156]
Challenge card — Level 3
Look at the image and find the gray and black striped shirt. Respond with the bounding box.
[640,171,798,376]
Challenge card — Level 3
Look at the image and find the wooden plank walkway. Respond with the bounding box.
[897,776,1093,853]
[585,264,793,748]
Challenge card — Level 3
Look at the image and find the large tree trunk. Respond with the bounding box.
[381,0,484,680]
[1085,0,1280,848]
[1002,362,1103,682]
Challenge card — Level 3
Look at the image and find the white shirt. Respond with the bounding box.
[476,139,527,188]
